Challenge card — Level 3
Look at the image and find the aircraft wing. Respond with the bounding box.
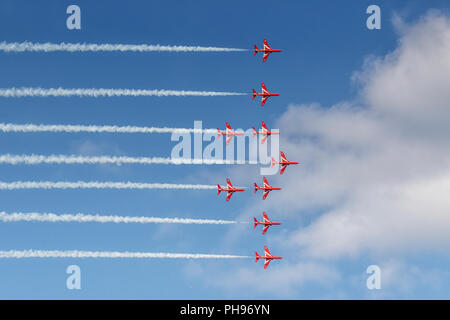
[226,191,233,202]
[264,245,272,256]
[263,259,271,269]
[261,96,268,106]
[263,177,270,187]
[263,39,271,50]
[262,52,270,62]
[226,178,233,188]
[226,136,232,146]
[260,135,268,145]
[262,189,270,200]
[261,83,269,93]
[262,225,270,235]
[280,164,287,175]
[280,151,287,161]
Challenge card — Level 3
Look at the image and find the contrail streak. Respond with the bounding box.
[0,123,217,134]
[0,211,241,225]
[0,181,218,190]
[0,87,246,98]
[0,250,250,259]
[0,41,248,53]
[0,154,256,165]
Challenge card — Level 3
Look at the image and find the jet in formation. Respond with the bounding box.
[252,121,279,144]
[272,151,299,174]
[252,83,279,106]
[253,212,281,235]
[254,177,281,200]
[255,246,282,269]
[254,39,282,63]
[217,122,244,146]
[217,178,245,201]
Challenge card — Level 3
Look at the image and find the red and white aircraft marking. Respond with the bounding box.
[252,121,280,144]
[252,83,279,106]
[272,151,299,175]
[255,246,282,269]
[253,212,281,235]
[217,122,244,146]
[254,39,282,63]
[217,178,245,201]
[254,176,281,200]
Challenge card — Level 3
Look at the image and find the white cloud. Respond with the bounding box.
[276,11,450,259]
[190,261,341,298]
[201,11,450,297]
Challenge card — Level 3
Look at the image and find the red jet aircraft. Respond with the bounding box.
[254,39,282,63]
[253,212,281,235]
[252,83,279,106]
[252,121,280,144]
[272,151,299,175]
[217,122,244,146]
[255,246,282,269]
[217,178,245,201]
[254,177,281,200]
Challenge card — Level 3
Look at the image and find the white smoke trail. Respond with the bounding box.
[0,181,218,190]
[0,87,246,98]
[0,154,256,165]
[0,211,240,225]
[0,41,248,53]
[0,123,217,134]
[0,250,250,259]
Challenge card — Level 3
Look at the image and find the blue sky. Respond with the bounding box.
[1,0,450,299]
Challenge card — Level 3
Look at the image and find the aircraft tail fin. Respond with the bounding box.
[261,121,267,130]
[254,45,258,55]
[217,185,222,195]
[255,252,260,263]
[252,89,257,100]
[217,129,221,138]
[254,183,259,193]
[253,217,258,229]
[271,157,276,168]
